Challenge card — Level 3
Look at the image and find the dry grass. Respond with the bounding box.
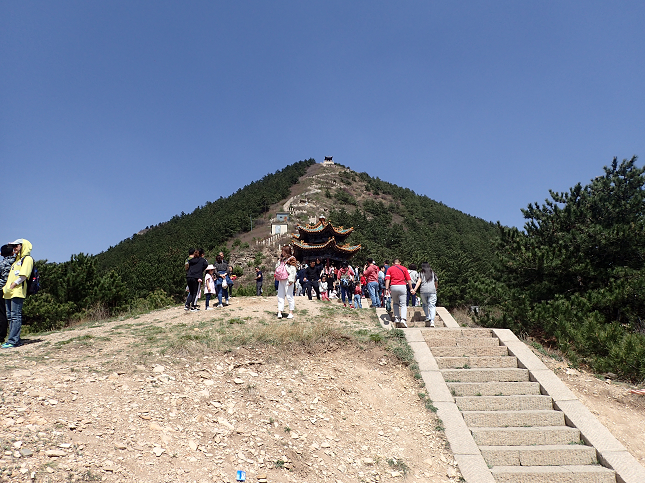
[451,307,479,327]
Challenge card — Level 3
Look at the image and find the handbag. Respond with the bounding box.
[222,278,228,289]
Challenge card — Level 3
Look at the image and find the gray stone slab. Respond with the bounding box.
[554,399,627,452]
[421,370,454,403]
[453,453,496,483]
[408,340,440,371]
[436,307,460,328]
[447,381,541,396]
[530,369,578,401]
[435,401,480,455]
[442,368,529,383]
[492,328,517,343]
[471,426,580,446]
[455,394,553,412]
[404,328,425,343]
[436,355,518,369]
[430,346,509,357]
[503,341,550,372]
[463,409,565,428]
[375,308,392,330]
[491,465,616,483]
[598,449,645,483]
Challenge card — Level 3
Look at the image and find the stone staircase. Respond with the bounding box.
[427,328,614,482]
[377,307,645,483]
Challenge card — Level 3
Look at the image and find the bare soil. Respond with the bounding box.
[0,297,459,483]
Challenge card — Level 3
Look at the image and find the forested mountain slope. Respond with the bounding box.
[24,158,498,328]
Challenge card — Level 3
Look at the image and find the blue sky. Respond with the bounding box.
[2,1,644,263]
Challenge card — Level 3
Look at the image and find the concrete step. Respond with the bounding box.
[491,465,616,483]
[447,381,541,396]
[436,355,518,369]
[424,336,500,347]
[442,368,529,383]
[430,345,509,357]
[480,444,598,467]
[455,395,553,412]
[463,410,565,427]
[471,426,581,446]
[434,328,495,337]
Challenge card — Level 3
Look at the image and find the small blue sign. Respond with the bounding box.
[236,470,246,481]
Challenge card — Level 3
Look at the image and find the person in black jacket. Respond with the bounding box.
[304,260,321,300]
[185,249,208,311]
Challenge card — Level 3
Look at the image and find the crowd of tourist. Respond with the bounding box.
[271,252,438,326]
[180,246,438,327]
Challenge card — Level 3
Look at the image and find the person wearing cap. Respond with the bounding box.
[0,245,17,343]
[203,264,216,310]
[2,239,33,348]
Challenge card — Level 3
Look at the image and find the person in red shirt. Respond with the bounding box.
[384,259,415,327]
[363,258,380,308]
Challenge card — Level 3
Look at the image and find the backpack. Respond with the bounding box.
[274,261,289,281]
[21,256,40,296]
[340,270,354,289]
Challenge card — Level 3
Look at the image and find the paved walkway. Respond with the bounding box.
[376,306,645,483]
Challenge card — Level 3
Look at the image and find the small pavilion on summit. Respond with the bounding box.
[291,216,360,265]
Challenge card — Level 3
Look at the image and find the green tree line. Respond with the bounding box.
[23,159,315,330]
[475,156,645,381]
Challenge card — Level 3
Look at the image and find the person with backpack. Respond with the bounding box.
[2,239,33,348]
[412,262,439,327]
[275,245,297,318]
[338,261,355,307]
[0,245,17,344]
[384,258,415,328]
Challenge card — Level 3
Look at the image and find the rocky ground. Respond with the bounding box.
[3,298,645,483]
[0,297,459,483]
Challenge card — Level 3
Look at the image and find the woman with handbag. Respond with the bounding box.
[275,245,297,319]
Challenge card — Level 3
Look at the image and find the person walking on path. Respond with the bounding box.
[363,258,380,308]
[412,262,438,327]
[0,245,17,343]
[275,245,297,318]
[407,263,419,307]
[255,267,263,296]
[2,239,33,348]
[384,258,415,328]
[185,248,207,311]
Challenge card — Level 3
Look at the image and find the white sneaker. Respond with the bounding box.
[217,304,224,308]
[277,312,283,319]
[400,319,408,328]
[430,320,435,328]
[287,313,293,319]
[205,307,213,311]
[393,317,400,324]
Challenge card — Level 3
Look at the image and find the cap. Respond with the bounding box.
[8,239,23,246]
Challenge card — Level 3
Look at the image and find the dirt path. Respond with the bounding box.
[0,297,459,483]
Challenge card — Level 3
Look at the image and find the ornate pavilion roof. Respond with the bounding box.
[291,236,361,263]
[293,219,353,242]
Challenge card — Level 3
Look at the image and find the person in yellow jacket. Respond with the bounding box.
[2,239,33,348]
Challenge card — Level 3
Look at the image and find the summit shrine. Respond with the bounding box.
[291,217,360,264]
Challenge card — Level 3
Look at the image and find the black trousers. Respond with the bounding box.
[185,277,200,307]
[306,281,321,300]
[0,301,7,341]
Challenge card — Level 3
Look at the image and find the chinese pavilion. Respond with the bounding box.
[291,217,360,265]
